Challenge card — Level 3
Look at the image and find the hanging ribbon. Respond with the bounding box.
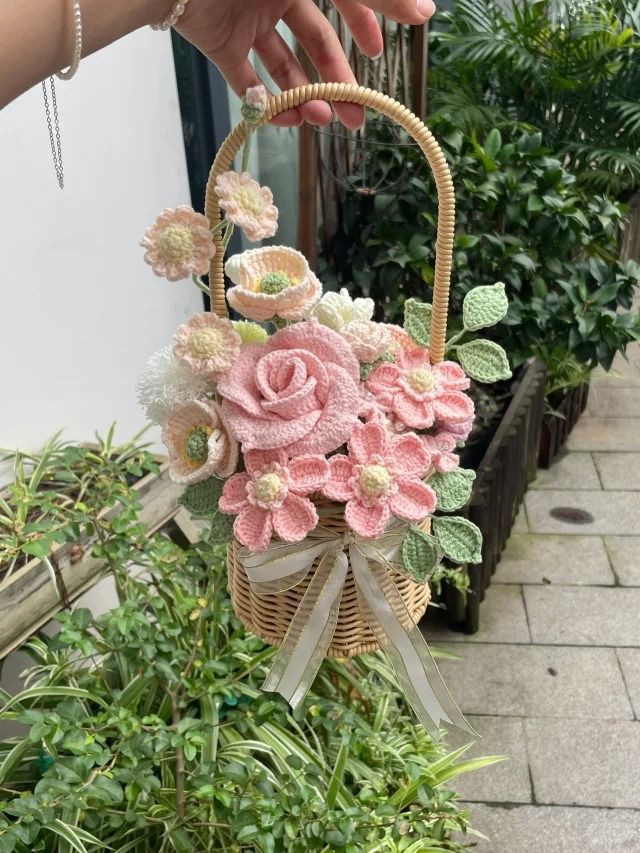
[239,526,474,739]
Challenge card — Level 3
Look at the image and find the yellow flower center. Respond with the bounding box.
[254,472,283,504]
[359,465,391,497]
[183,425,212,467]
[234,186,264,217]
[409,367,436,393]
[158,224,195,264]
[189,327,223,359]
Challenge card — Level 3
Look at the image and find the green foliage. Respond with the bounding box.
[429,0,640,197]
[0,525,493,851]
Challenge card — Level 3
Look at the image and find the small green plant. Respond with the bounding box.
[0,527,500,852]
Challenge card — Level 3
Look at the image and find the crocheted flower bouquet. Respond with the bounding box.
[137,86,512,734]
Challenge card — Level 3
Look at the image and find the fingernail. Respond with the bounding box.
[370,49,383,60]
[417,0,435,17]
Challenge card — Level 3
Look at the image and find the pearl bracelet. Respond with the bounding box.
[57,0,83,81]
[151,0,192,31]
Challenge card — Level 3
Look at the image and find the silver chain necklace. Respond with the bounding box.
[42,77,64,190]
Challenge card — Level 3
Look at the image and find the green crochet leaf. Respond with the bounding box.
[431,468,476,512]
[404,299,432,347]
[433,516,483,564]
[179,478,224,519]
[360,362,375,381]
[457,339,511,384]
[401,526,441,583]
[462,282,509,331]
[210,511,235,543]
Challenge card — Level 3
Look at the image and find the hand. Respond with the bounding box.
[176,0,436,128]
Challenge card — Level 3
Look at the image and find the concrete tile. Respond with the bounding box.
[494,534,614,586]
[525,489,640,535]
[591,351,640,387]
[531,453,601,491]
[435,644,632,720]
[604,536,640,586]
[525,718,640,808]
[524,586,640,647]
[617,649,640,718]
[446,715,531,803]
[567,418,640,451]
[513,505,528,533]
[587,386,640,418]
[466,804,640,853]
[594,453,640,490]
[424,586,530,645]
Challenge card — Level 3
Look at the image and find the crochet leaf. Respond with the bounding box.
[179,477,224,519]
[210,511,235,543]
[456,340,511,384]
[431,468,476,512]
[360,362,376,381]
[433,516,482,564]
[401,526,441,583]
[404,299,432,347]
[463,283,508,331]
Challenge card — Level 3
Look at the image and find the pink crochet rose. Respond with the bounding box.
[443,418,474,443]
[323,422,436,539]
[218,320,361,456]
[366,347,474,431]
[219,448,329,551]
[421,432,460,474]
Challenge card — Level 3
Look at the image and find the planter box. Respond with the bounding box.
[434,358,547,633]
[0,463,182,660]
[538,382,590,469]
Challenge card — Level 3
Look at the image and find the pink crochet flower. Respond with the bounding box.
[219,448,329,551]
[174,313,241,376]
[444,418,474,443]
[141,206,214,282]
[162,400,239,485]
[421,432,460,474]
[366,347,473,431]
[323,422,436,539]
[214,171,278,241]
[244,84,268,111]
[218,320,361,456]
[224,247,321,322]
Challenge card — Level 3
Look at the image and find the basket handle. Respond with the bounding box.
[204,83,454,364]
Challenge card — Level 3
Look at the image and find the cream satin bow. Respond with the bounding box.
[239,525,473,738]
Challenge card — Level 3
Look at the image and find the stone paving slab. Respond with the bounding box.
[466,804,640,853]
[424,586,531,645]
[593,452,640,490]
[587,387,640,418]
[616,649,640,719]
[525,718,640,808]
[446,716,531,804]
[604,536,640,586]
[434,644,632,720]
[524,586,640,646]
[567,418,640,452]
[525,489,640,535]
[530,453,601,491]
[494,534,614,586]
[591,352,640,387]
[513,506,529,533]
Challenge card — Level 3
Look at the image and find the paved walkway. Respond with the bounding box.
[424,345,640,853]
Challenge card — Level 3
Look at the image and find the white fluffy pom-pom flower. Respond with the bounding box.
[136,346,213,425]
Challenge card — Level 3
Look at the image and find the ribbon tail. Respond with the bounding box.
[262,549,348,710]
[351,546,475,740]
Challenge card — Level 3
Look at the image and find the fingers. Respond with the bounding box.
[285,0,364,129]
[356,0,436,24]
[331,0,383,59]
[214,54,304,128]
[254,29,333,125]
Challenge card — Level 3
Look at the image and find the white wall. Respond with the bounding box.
[0,27,202,453]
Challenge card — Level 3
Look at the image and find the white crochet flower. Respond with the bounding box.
[310,287,374,331]
[136,346,212,425]
[341,319,392,363]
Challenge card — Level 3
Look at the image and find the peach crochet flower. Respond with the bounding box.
[224,247,321,322]
[219,448,330,551]
[311,287,374,331]
[162,399,239,485]
[214,171,278,241]
[217,320,360,456]
[174,313,241,376]
[366,347,474,431]
[323,422,436,539]
[141,206,214,282]
[341,320,391,363]
[421,432,460,474]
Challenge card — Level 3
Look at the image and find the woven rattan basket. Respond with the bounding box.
[204,83,455,658]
